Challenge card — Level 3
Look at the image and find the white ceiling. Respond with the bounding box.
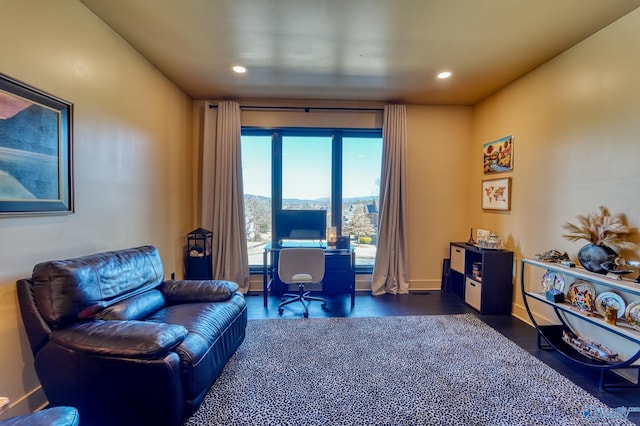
[80,0,640,105]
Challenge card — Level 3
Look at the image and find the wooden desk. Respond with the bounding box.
[262,242,355,308]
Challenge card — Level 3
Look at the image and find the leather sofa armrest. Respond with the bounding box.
[50,320,187,358]
[160,279,239,304]
[0,406,80,426]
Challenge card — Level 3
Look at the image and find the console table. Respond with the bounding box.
[262,242,355,308]
[521,258,640,389]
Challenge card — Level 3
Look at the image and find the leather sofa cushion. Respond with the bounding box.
[32,246,164,327]
[161,279,238,304]
[50,320,188,358]
[95,290,165,321]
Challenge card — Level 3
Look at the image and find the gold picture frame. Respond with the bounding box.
[482,177,511,211]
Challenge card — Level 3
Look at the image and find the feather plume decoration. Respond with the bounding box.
[562,206,637,252]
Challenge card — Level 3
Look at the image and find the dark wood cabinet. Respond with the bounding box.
[448,242,514,315]
[321,251,355,296]
[185,254,212,280]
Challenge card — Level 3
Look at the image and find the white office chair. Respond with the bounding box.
[277,248,326,318]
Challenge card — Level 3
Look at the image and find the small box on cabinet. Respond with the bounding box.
[336,235,350,249]
[545,289,564,303]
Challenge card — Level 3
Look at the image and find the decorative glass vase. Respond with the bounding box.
[577,244,617,274]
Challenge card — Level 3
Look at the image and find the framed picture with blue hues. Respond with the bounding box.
[0,73,73,216]
[483,135,513,174]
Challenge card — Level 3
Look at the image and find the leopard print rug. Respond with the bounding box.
[184,314,633,425]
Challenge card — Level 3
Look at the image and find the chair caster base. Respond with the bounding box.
[303,312,309,318]
[278,308,284,315]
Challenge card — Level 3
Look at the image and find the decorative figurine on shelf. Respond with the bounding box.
[600,257,640,282]
[467,228,476,245]
[604,306,618,325]
[542,270,564,303]
[561,330,619,363]
[562,206,637,274]
[535,249,570,263]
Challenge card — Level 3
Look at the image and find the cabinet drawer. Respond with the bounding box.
[450,246,465,273]
[465,277,482,311]
[325,253,350,270]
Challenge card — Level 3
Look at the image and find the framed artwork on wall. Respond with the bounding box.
[482,177,511,211]
[0,73,73,216]
[483,135,513,174]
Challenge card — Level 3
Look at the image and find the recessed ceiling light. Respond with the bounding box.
[437,71,452,79]
[232,65,247,74]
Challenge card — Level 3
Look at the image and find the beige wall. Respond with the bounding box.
[472,9,640,322]
[406,105,473,289]
[0,1,193,418]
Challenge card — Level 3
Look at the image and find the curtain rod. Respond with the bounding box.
[208,104,383,112]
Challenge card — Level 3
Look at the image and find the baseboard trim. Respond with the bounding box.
[2,385,48,419]
[511,300,562,326]
[408,279,442,292]
[511,302,533,326]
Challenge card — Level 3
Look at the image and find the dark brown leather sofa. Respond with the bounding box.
[16,246,247,426]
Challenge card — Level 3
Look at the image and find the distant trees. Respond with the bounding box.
[343,204,376,244]
[244,196,378,246]
[244,195,271,241]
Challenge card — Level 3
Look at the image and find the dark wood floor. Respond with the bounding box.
[245,290,640,422]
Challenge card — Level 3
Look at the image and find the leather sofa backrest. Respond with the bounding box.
[32,246,165,328]
[95,289,166,321]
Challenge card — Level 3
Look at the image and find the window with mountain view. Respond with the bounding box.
[341,136,382,267]
[241,128,382,271]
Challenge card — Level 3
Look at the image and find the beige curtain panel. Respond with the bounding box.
[371,104,410,295]
[202,101,250,292]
